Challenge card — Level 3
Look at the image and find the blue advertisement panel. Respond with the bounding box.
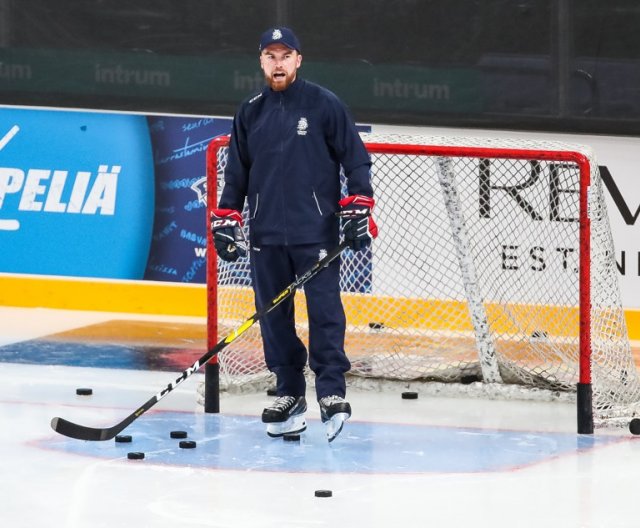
[0,106,374,290]
[0,106,232,282]
[143,116,231,283]
[0,108,155,279]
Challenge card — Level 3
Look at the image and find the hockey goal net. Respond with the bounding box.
[204,133,639,432]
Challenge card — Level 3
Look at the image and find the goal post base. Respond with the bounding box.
[577,382,594,434]
[204,362,220,414]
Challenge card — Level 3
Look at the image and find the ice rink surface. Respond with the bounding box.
[1,306,639,528]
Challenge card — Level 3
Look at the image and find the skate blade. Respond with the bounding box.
[266,415,306,438]
[325,412,350,442]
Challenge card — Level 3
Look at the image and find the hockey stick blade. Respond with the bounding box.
[50,241,349,441]
[51,416,133,441]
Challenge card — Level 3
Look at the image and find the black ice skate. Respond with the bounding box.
[319,395,351,442]
[261,396,307,438]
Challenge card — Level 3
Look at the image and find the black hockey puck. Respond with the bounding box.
[368,322,385,330]
[629,418,640,435]
[401,391,418,400]
[266,388,277,396]
[75,387,93,396]
[179,440,197,449]
[283,434,301,442]
[170,430,188,439]
[314,490,332,498]
[115,435,132,443]
[127,452,144,460]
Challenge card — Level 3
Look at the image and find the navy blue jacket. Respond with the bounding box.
[219,78,372,246]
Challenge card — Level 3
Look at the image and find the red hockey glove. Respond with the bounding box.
[338,195,378,251]
[210,208,248,262]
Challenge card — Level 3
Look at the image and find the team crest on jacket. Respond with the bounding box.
[297,117,308,136]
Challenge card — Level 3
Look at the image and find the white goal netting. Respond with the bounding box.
[204,133,640,429]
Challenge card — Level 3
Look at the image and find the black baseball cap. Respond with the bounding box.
[259,27,301,53]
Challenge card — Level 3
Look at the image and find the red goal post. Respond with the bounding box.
[203,133,638,434]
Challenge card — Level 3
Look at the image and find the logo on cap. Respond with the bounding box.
[260,27,301,52]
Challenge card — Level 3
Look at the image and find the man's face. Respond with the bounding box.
[260,44,302,91]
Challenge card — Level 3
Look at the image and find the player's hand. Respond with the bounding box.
[210,209,248,262]
[338,195,378,251]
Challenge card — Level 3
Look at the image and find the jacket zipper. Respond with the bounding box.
[251,193,260,219]
[312,190,323,216]
[279,92,288,244]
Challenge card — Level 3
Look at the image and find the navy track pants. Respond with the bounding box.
[249,243,350,399]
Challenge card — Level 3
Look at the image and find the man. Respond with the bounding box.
[211,27,377,442]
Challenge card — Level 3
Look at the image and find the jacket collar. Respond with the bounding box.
[263,77,304,100]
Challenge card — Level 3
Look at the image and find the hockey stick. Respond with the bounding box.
[50,241,349,441]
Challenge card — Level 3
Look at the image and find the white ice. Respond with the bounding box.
[1,307,639,528]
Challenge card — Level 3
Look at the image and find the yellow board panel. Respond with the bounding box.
[0,274,638,342]
[0,273,206,316]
